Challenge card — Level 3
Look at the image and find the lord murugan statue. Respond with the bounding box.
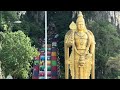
[64,11,96,79]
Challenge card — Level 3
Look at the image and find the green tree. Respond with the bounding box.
[17,12,44,48]
[0,32,5,50]
[87,20,120,79]
[0,11,45,48]
[0,30,39,78]
[0,11,19,31]
[47,11,72,78]
[48,11,72,63]
[105,54,120,79]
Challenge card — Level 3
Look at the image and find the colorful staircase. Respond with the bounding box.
[39,44,52,79]
[32,37,61,79]
[32,55,40,79]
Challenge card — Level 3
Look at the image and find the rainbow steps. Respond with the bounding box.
[32,40,60,79]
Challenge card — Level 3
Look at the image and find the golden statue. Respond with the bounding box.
[64,11,95,79]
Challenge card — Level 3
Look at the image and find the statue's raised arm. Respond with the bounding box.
[64,21,76,79]
[64,11,95,79]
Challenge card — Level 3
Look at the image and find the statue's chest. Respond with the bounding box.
[75,32,88,45]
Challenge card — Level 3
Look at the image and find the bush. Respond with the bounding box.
[0,31,39,78]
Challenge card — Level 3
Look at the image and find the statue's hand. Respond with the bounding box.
[70,39,74,45]
[65,30,75,47]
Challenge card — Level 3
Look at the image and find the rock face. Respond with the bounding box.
[107,11,120,29]
[21,11,120,29]
[17,11,26,19]
[72,11,120,29]
[90,11,120,29]
[0,61,2,79]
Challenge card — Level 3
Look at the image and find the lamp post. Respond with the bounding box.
[45,11,47,79]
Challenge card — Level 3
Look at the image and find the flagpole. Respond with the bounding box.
[45,11,47,79]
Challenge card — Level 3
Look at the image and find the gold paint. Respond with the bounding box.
[64,11,96,79]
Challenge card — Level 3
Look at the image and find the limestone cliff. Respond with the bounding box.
[72,11,120,29]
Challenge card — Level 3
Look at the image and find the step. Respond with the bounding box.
[33,70,39,77]
[40,56,51,60]
[40,48,51,51]
[34,56,40,60]
[51,48,57,52]
[42,44,52,48]
[51,56,57,60]
[51,76,57,79]
[51,61,57,66]
[39,76,51,79]
[51,71,57,76]
[34,60,39,65]
[51,52,57,56]
[32,76,38,79]
[39,71,51,76]
[52,42,57,47]
[40,65,51,71]
[40,61,51,65]
[51,66,57,71]
[33,66,39,71]
[40,51,51,55]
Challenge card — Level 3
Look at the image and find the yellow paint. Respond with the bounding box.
[64,11,95,79]
[51,52,57,56]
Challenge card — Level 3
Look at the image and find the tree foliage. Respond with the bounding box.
[0,31,39,78]
[20,12,44,48]
[87,20,120,79]
[105,54,120,79]
[47,11,72,78]
[0,11,44,48]
[48,11,72,62]
[0,11,19,31]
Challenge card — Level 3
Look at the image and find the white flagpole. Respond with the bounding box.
[45,11,47,79]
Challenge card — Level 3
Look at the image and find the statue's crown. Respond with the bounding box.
[77,11,83,17]
[76,11,84,23]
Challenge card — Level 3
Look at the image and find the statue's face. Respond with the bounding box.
[77,21,85,31]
